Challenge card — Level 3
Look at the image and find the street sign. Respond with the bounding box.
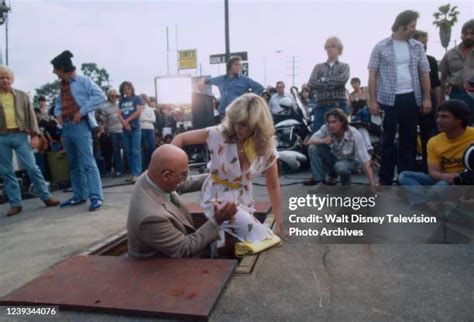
[209,51,248,64]
[178,49,197,70]
[241,62,249,76]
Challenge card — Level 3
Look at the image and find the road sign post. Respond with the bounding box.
[209,51,248,65]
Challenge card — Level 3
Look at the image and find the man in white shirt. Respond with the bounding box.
[269,81,295,122]
[368,10,431,185]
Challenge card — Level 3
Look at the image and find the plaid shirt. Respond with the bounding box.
[307,60,350,102]
[368,37,430,106]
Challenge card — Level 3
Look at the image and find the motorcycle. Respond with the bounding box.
[274,86,312,171]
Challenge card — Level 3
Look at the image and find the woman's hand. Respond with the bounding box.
[274,221,288,240]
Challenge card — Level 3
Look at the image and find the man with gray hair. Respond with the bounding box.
[99,88,123,177]
[269,81,295,123]
[0,65,59,216]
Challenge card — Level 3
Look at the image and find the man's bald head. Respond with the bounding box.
[148,144,189,192]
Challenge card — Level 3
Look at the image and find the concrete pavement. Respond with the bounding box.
[0,172,473,321]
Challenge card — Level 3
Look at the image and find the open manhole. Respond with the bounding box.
[81,201,275,274]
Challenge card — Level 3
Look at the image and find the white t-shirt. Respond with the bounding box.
[393,40,413,94]
[269,93,295,115]
[139,105,156,130]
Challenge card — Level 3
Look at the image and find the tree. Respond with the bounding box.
[33,62,111,111]
[433,4,460,51]
[81,63,111,92]
[33,80,60,111]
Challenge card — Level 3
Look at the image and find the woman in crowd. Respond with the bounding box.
[118,81,143,183]
[300,84,316,113]
[172,93,285,242]
[139,94,156,170]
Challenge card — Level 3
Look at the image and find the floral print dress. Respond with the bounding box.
[201,125,278,244]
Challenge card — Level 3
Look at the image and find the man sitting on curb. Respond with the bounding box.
[127,144,237,258]
[303,108,376,192]
[399,99,474,209]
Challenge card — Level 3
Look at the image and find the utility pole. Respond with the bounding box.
[287,55,300,87]
[224,0,230,62]
[175,24,179,74]
[0,1,11,66]
[166,26,170,75]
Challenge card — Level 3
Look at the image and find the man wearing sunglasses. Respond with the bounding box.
[127,144,237,258]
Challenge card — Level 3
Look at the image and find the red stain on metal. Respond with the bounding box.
[0,256,237,320]
[201,270,210,274]
[170,288,184,296]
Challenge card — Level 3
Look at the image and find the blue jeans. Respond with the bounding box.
[308,144,355,184]
[398,171,450,207]
[450,89,474,125]
[62,120,103,201]
[0,132,51,207]
[122,128,142,176]
[379,93,419,185]
[312,99,348,133]
[34,152,48,179]
[110,132,124,174]
[141,128,155,171]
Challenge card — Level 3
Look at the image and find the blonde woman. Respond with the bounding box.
[172,94,285,242]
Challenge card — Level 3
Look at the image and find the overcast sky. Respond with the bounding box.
[3,0,473,100]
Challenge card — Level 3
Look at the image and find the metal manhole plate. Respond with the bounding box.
[0,256,237,320]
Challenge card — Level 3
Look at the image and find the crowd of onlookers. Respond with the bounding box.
[2,12,473,217]
[31,88,189,184]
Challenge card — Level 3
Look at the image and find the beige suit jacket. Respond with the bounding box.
[127,173,219,258]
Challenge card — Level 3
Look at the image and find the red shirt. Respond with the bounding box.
[60,80,80,119]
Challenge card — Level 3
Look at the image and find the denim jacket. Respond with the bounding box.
[54,74,106,128]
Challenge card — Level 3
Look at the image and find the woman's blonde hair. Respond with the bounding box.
[222,93,276,157]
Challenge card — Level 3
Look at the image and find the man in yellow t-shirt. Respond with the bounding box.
[0,90,18,129]
[399,99,474,208]
[0,66,59,217]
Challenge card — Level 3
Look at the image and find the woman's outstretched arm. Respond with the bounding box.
[265,162,286,238]
[171,128,209,147]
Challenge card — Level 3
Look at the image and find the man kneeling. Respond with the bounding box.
[305,108,376,191]
[127,144,236,258]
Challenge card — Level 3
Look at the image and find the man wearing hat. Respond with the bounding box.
[0,65,60,216]
[51,50,106,211]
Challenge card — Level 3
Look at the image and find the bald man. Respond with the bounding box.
[0,65,59,216]
[127,144,236,258]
